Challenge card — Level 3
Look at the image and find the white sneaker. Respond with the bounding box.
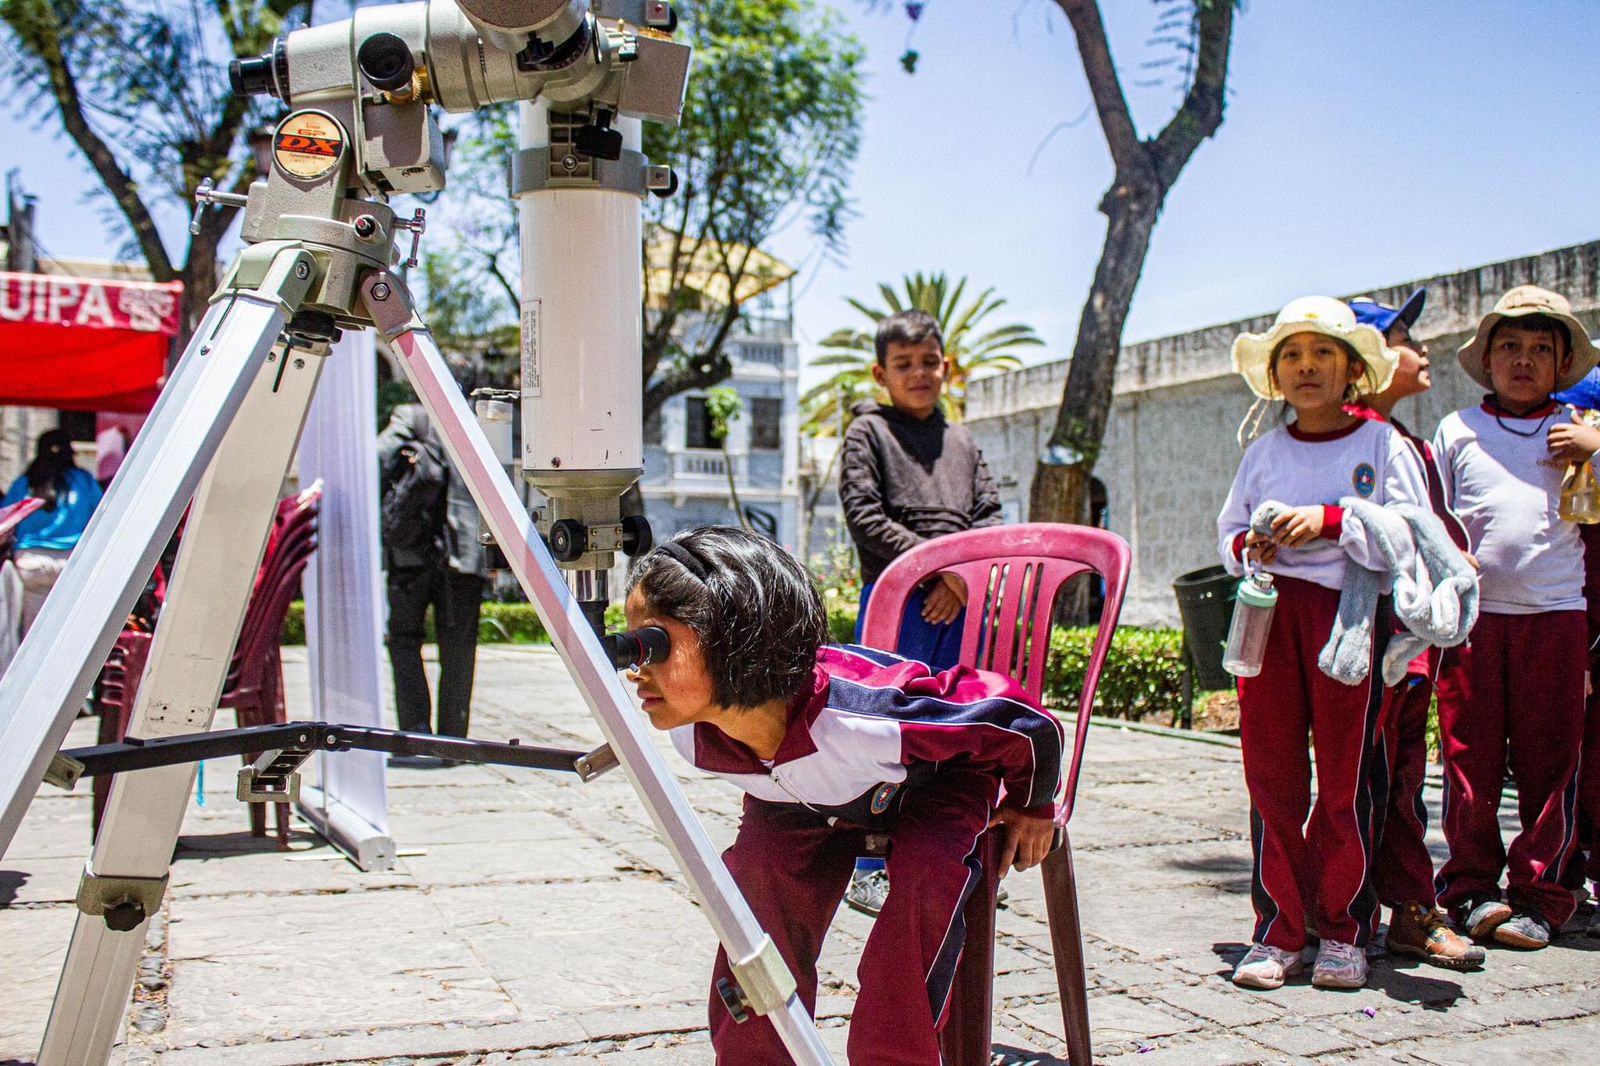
[1231,942,1304,990]
[1311,939,1369,989]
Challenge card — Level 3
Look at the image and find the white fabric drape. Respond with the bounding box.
[297,329,394,869]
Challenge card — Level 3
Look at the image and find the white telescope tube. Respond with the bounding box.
[517,98,643,491]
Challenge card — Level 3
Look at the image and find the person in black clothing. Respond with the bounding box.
[838,308,1004,916]
[378,386,488,744]
[840,309,1003,670]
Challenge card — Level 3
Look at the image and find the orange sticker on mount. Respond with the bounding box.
[273,111,344,180]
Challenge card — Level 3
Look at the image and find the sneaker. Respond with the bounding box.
[1311,940,1368,989]
[1231,942,1304,990]
[846,869,890,918]
[1586,909,1600,939]
[1386,902,1486,971]
[1493,911,1552,950]
[1459,896,1513,941]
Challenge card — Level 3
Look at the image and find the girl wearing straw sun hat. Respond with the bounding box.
[1217,295,1428,992]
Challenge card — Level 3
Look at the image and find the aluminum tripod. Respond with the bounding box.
[0,251,833,1064]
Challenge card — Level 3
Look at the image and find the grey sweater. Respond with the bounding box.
[840,401,1003,585]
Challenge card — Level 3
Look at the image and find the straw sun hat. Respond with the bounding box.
[1456,285,1599,393]
[1230,296,1397,401]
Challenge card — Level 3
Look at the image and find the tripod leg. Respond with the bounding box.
[366,277,836,1066]
[36,332,327,1066]
[0,246,319,858]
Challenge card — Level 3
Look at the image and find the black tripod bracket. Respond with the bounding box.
[46,722,620,799]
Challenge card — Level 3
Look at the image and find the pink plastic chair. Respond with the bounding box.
[860,522,1131,1066]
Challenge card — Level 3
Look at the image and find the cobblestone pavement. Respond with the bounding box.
[2,645,1597,1065]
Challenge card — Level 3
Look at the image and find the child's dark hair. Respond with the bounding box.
[1488,314,1571,357]
[874,309,943,366]
[626,527,828,709]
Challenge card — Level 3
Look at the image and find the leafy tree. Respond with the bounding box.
[703,385,750,528]
[1,0,317,344]
[803,271,1042,429]
[641,0,864,421]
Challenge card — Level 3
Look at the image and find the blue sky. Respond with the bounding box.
[4,1,1599,389]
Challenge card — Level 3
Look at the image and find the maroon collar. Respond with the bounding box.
[690,665,827,773]
[1286,418,1364,442]
[1480,397,1559,419]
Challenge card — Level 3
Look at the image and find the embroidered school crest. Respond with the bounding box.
[870,782,901,815]
[1352,463,1377,498]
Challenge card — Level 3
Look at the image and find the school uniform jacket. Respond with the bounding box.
[670,644,1065,824]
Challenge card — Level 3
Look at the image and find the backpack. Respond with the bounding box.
[381,437,448,569]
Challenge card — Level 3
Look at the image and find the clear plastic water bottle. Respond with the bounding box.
[1223,571,1277,678]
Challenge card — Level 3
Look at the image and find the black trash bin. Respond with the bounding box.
[1173,564,1238,692]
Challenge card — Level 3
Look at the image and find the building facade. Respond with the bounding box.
[638,307,803,548]
[966,240,1600,627]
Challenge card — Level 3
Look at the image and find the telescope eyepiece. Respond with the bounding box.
[357,32,416,93]
[229,37,288,100]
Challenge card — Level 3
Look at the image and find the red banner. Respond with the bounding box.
[0,271,182,413]
[0,271,182,335]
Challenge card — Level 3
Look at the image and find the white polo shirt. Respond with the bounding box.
[1434,403,1585,614]
[1217,419,1428,592]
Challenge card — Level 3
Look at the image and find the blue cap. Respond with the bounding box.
[1348,289,1426,335]
[1555,366,1600,410]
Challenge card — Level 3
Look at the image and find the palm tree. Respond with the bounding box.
[802,272,1044,432]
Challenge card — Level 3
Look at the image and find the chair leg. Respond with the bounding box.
[939,830,1001,1066]
[1041,833,1093,1066]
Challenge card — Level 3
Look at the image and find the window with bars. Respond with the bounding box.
[684,397,723,449]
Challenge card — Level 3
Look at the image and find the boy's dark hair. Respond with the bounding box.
[874,309,943,366]
[626,527,828,709]
[1487,314,1571,357]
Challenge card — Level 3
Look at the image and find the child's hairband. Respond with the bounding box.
[659,541,711,582]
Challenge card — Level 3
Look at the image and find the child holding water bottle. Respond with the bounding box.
[1216,296,1427,990]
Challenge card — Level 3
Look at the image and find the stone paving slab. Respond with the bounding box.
[3,646,1599,1066]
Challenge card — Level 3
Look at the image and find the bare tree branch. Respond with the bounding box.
[1054,0,1142,167]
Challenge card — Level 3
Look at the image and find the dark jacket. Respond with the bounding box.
[839,401,1003,584]
[377,405,487,578]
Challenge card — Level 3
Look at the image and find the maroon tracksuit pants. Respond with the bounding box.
[1434,610,1585,927]
[710,768,996,1065]
[1236,577,1385,950]
[1368,655,1441,912]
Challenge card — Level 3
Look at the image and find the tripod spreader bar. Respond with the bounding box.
[45,722,621,797]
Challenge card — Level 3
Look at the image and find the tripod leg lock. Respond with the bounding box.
[572,743,619,781]
[75,867,169,932]
[722,936,797,1021]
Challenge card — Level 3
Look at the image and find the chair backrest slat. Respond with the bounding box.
[859,523,1132,825]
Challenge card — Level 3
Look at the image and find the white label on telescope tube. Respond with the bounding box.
[521,300,542,398]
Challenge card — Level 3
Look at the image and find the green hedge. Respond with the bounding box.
[282,601,617,646]
[285,601,1191,723]
[1045,625,1189,723]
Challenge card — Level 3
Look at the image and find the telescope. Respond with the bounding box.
[225,0,689,628]
[0,4,836,1064]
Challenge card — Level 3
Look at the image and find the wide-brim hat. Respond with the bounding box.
[1231,296,1397,401]
[1457,285,1599,392]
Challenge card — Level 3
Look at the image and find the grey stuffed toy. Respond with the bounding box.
[1247,498,1478,686]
